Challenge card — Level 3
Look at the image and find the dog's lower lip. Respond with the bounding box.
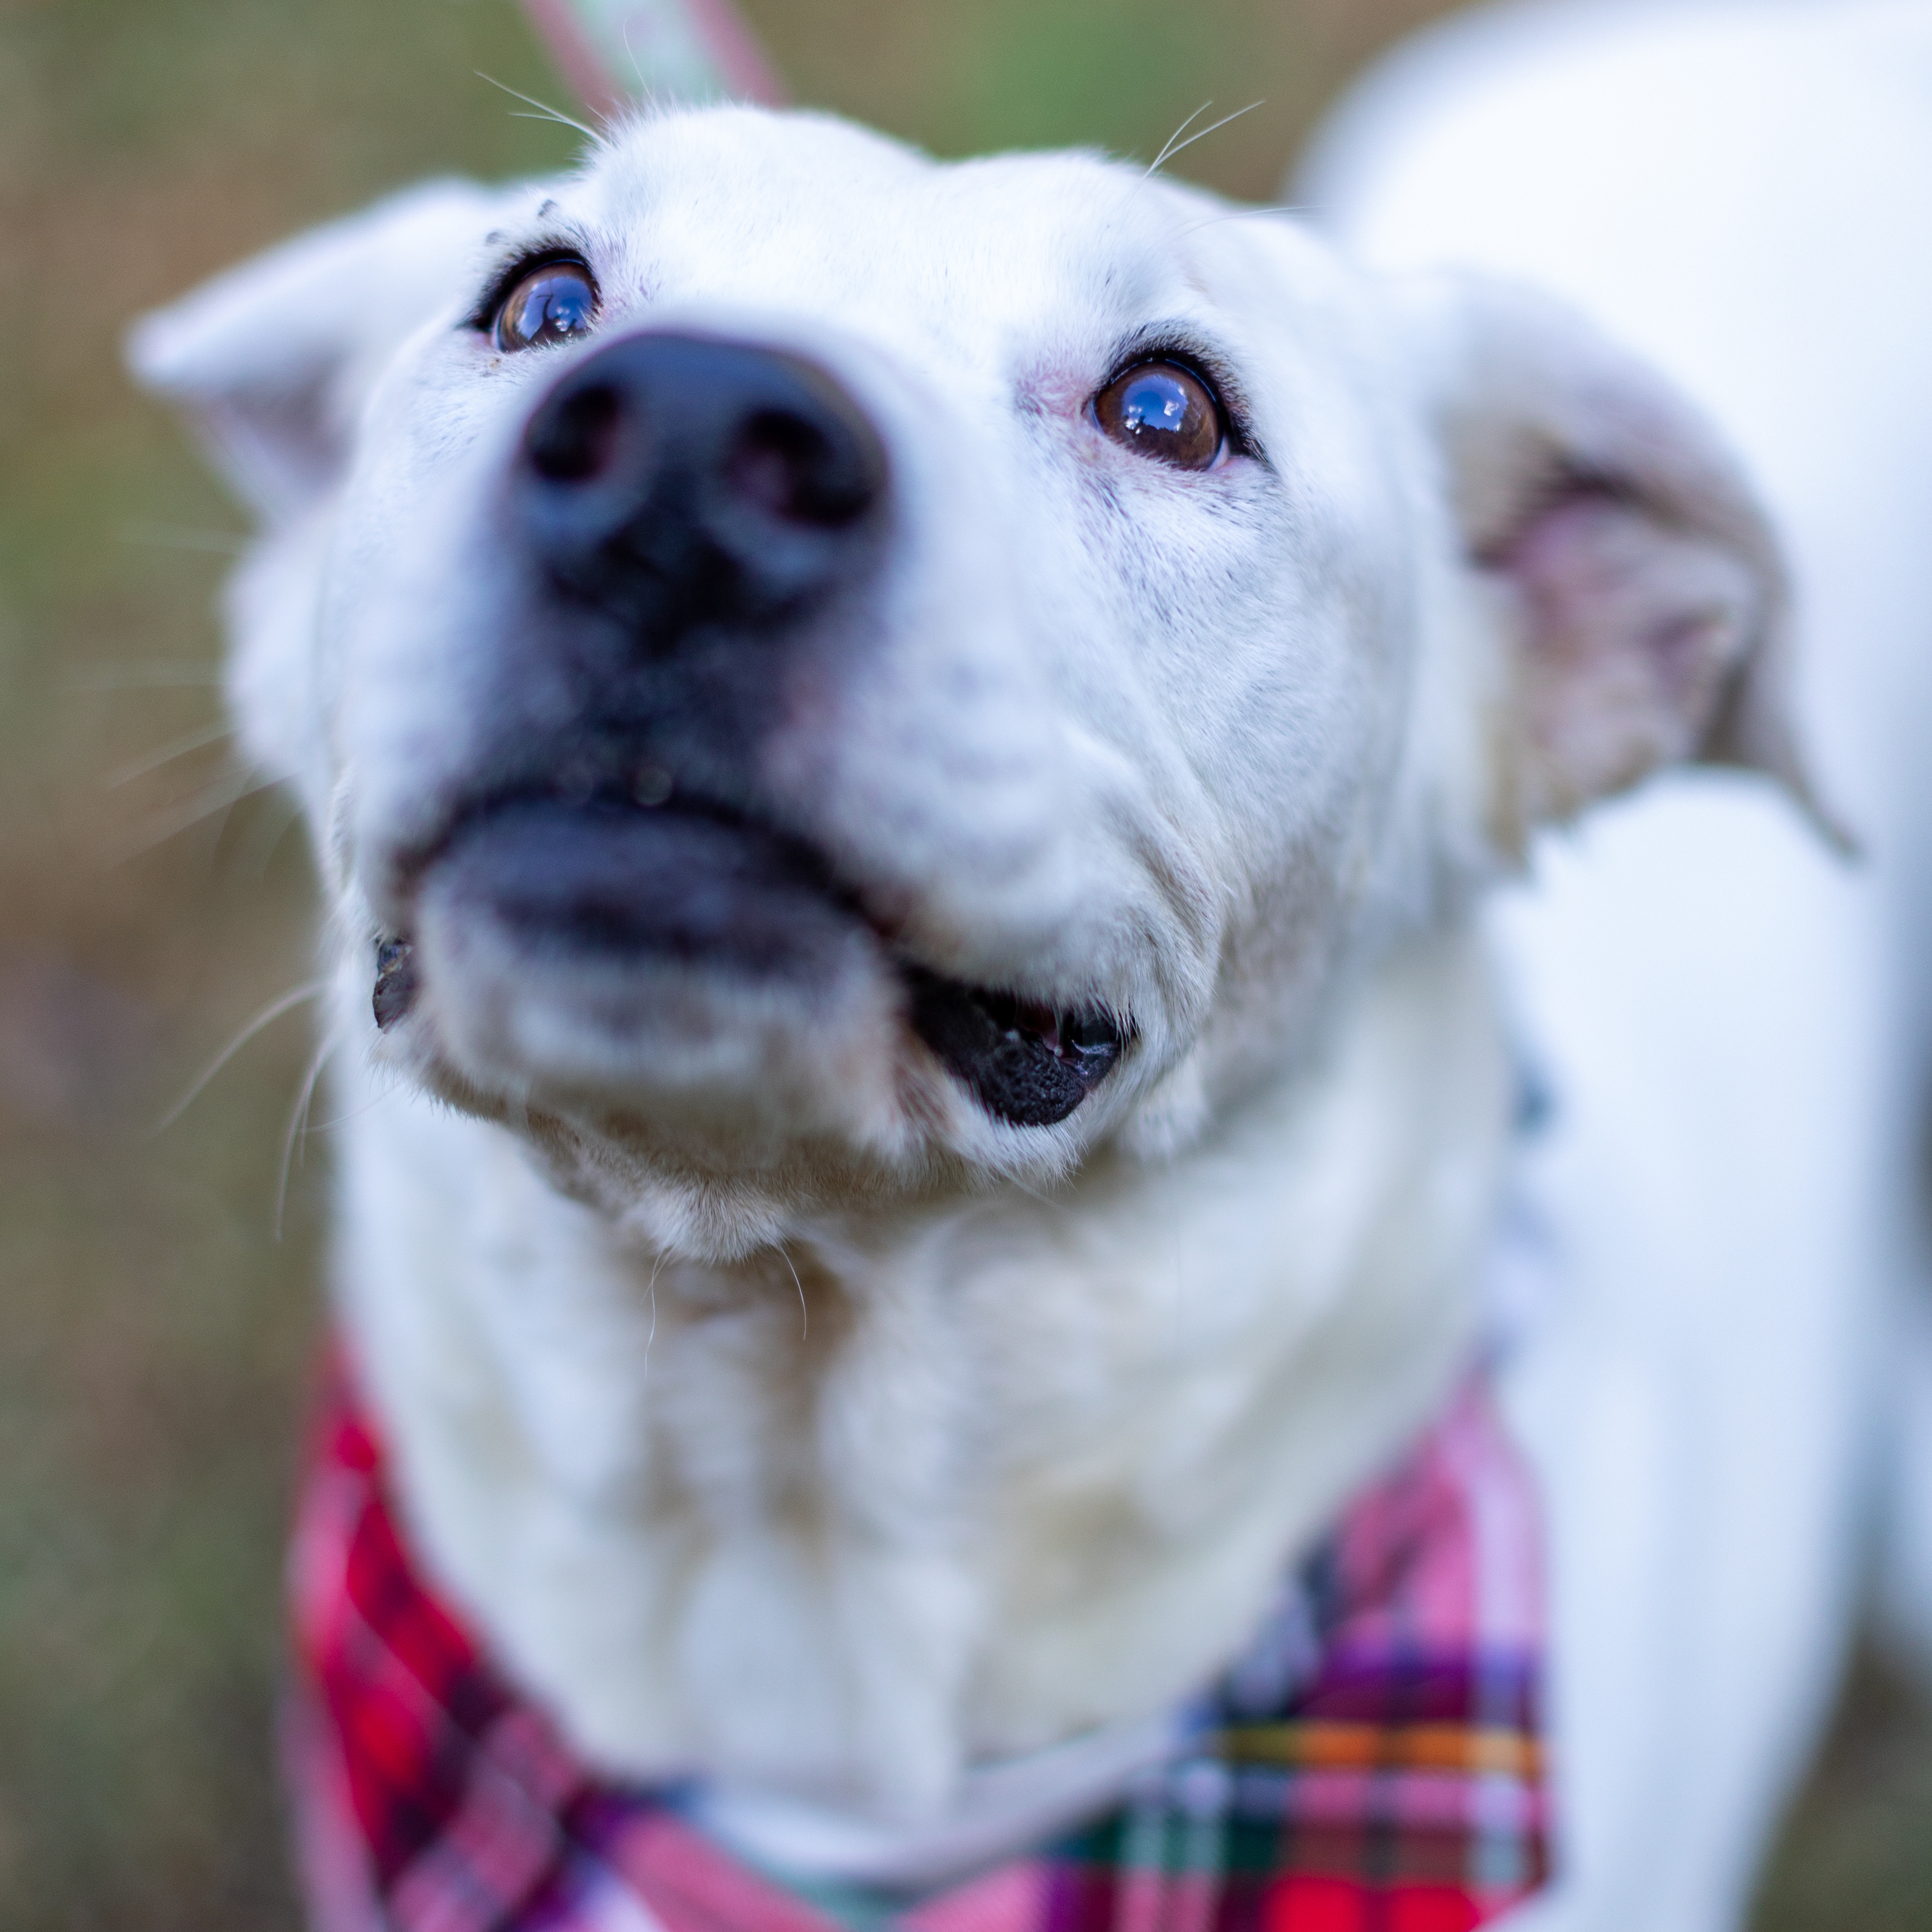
[401,793,1128,1125]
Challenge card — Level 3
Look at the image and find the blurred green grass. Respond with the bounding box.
[0,0,1927,1926]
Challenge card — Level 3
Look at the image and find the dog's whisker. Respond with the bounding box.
[475,71,600,140]
[275,1027,341,1240]
[643,1251,665,1386]
[238,790,306,883]
[1200,199,1303,227]
[1149,100,1265,175]
[1146,100,1215,178]
[119,521,249,557]
[115,768,276,862]
[154,977,332,1133]
[779,1243,808,1342]
[303,1064,406,1136]
[1177,202,1305,240]
[103,717,235,790]
[997,1162,1072,1213]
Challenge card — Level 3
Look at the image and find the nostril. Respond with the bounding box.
[727,408,880,528]
[528,382,623,484]
[514,335,888,635]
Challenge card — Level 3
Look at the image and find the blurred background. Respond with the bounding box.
[1,0,1929,1925]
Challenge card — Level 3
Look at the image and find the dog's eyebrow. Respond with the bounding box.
[475,201,563,262]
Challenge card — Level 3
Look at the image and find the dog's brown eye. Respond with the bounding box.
[493,260,599,353]
[1093,360,1224,470]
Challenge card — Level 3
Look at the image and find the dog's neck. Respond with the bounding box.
[330,924,1511,1845]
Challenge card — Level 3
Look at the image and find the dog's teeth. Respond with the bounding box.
[373,938,419,1031]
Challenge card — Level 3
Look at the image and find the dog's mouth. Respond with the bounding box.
[385,794,1127,1130]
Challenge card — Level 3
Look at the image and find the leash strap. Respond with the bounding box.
[517,0,785,118]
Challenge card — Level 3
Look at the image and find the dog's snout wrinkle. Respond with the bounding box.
[518,333,888,646]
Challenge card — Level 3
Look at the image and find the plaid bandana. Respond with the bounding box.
[287,1356,1547,1932]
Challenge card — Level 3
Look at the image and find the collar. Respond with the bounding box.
[287,1352,1547,1932]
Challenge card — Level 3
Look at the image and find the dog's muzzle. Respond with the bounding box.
[385,332,1126,1130]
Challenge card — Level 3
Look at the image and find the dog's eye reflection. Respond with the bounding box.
[493,260,599,354]
[1093,360,1224,470]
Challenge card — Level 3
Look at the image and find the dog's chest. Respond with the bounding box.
[334,931,1512,1809]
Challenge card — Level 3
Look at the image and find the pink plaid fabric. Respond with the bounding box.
[287,1353,1547,1932]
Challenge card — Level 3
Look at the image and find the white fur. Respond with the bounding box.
[1306,3,1932,1925]
[133,83,1806,1904]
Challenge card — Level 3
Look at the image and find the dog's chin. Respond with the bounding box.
[406,800,911,1152]
[387,799,1130,1200]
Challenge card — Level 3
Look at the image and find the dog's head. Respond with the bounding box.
[131,108,1800,1256]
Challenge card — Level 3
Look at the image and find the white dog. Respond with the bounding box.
[124,10,1918,1922]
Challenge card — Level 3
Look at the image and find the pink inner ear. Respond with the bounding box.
[1500,490,1758,818]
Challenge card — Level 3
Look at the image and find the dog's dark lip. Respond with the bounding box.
[381,790,1129,1129]
[901,965,1126,1129]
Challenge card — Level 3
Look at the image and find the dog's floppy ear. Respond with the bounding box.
[1403,272,1835,847]
[127,179,499,525]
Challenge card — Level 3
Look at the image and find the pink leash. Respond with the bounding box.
[517,0,785,119]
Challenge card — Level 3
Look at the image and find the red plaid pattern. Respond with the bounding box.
[288,1355,1547,1932]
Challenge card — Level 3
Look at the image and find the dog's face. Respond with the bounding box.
[134,108,1797,1258]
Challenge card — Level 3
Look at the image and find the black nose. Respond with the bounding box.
[518,333,888,645]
